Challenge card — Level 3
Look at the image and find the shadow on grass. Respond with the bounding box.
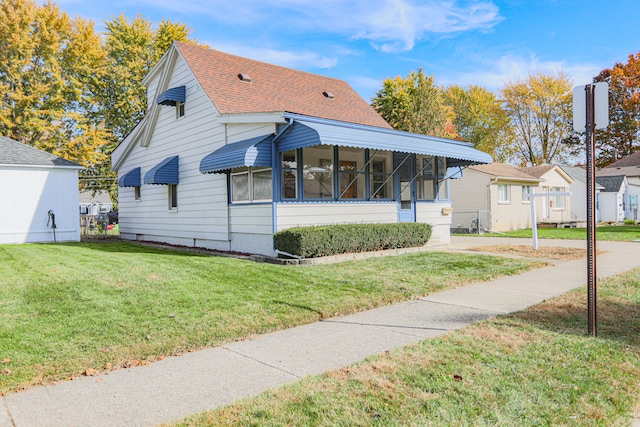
[48,241,213,257]
[272,300,325,320]
[508,290,640,347]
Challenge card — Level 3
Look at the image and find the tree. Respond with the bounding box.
[500,72,574,166]
[0,0,109,167]
[371,69,457,138]
[86,15,199,205]
[594,51,640,165]
[442,84,515,162]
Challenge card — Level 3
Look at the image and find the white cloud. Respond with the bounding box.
[440,54,602,91]
[132,0,503,53]
[209,41,339,69]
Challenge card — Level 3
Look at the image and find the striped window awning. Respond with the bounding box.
[200,134,274,174]
[144,156,179,185]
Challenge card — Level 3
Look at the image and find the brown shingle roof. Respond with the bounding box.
[175,42,391,129]
[469,163,541,180]
[606,151,640,168]
[518,164,555,178]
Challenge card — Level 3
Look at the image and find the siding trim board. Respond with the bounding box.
[144,156,179,185]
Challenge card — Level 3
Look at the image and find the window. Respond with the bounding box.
[436,157,449,201]
[552,187,566,210]
[176,101,185,118]
[281,150,297,199]
[302,145,333,199]
[370,151,393,199]
[498,184,510,203]
[522,186,533,203]
[338,147,365,199]
[168,184,178,210]
[417,156,435,200]
[231,167,272,203]
[134,186,141,201]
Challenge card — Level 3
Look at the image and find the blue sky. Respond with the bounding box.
[55,0,639,101]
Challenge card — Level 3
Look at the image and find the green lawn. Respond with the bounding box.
[471,225,640,241]
[177,268,640,427]
[0,241,538,393]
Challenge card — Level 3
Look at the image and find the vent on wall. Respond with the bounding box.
[238,73,252,82]
[323,91,335,99]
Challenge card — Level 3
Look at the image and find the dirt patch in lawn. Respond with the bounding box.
[467,245,599,261]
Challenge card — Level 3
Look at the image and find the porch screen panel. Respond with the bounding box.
[338,146,365,199]
[437,157,449,200]
[417,156,436,200]
[370,151,393,199]
[281,150,298,200]
[302,145,333,199]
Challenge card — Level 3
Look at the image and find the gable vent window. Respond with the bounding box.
[323,91,335,99]
[238,73,252,82]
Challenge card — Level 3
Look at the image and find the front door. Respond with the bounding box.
[394,153,415,222]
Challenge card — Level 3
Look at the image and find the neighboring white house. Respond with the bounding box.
[0,137,83,244]
[560,165,603,222]
[111,42,492,256]
[449,163,574,232]
[595,175,628,222]
[79,190,113,215]
[598,151,640,221]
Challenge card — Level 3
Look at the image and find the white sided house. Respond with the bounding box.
[0,137,82,244]
[449,163,574,232]
[112,42,492,256]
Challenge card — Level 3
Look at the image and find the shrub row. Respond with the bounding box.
[273,222,432,258]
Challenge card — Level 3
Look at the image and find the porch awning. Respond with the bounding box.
[144,155,179,185]
[118,167,141,187]
[199,134,274,174]
[278,115,493,167]
[156,86,186,106]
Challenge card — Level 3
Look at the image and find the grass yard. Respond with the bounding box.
[0,241,539,394]
[474,225,640,241]
[176,268,640,427]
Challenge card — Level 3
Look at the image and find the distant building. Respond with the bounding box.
[0,137,82,244]
[79,190,113,215]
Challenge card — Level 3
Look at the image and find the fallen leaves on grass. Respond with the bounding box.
[467,245,597,260]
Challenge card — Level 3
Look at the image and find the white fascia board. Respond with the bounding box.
[111,119,146,171]
[217,112,287,124]
[0,164,83,171]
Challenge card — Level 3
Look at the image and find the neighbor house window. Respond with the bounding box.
[522,186,533,203]
[498,184,510,203]
[168,184,178,210]
[302,145,333,199]
[231,167,272,203]
[176,101,185,118]
[552,187,566,209]
[134,186,141,201]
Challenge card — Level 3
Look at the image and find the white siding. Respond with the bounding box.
[117,54,277,252]
[0,166,80,244]
[449,169,491,231]
[416,203,452,245]
[276,202,398,230]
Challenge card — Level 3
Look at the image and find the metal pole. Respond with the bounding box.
[585,84,597,337]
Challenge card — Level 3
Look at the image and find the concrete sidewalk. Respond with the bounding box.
[2,238,639,427]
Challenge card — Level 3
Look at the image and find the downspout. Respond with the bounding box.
[272,118,295,254]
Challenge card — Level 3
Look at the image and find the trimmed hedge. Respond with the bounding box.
[273,223,432,258]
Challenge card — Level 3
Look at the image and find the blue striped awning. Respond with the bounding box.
[278,115,493,167]
[144,156,179,185]
[156,86,186,106]
[118,167,141,187]
[200,134,274,174]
